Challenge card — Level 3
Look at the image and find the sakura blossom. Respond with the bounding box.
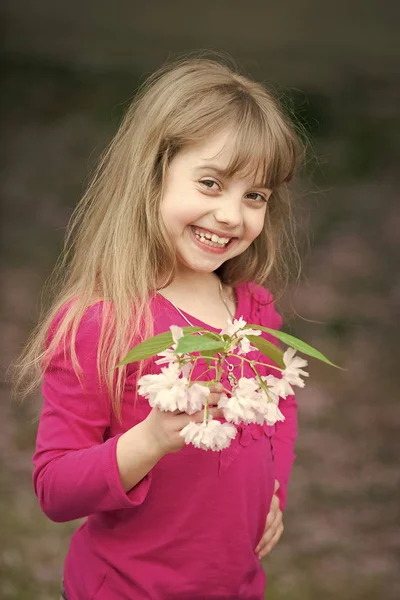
[155,325,184,366]
[170,325,184,344]
[138,364,209,414]
[138,363,188,412]
[186,383,210,414]
[180,418,237,451]
[262,374,294,400]
[218,378,265,425]
[221,317,262,354]
[131,314,321,450]
[262,402,285,427]
[155,348,177,367]
[221,316,261,339]
[263,383,280,405]
[282,348,309,388]
[237,336,257,356]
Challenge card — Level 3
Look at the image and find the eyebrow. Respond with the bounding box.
[194,163,270,190]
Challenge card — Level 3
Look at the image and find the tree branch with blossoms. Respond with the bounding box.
[117,318,339,451]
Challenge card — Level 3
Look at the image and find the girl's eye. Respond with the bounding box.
[200,179,220,191]
[246,192,267,202]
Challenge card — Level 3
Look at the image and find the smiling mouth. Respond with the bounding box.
[191,226,235,248]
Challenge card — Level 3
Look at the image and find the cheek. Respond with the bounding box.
[245,210,267,240]
[161,196,203,232]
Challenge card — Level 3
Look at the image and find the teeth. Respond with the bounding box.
[193,228,230,247]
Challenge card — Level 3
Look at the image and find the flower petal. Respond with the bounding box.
[180,418,237,451]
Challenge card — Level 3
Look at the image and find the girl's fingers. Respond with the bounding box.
[257,522,284,558]
[209,384,224,406]
[255,509,282,553]
[265,508,278,529]
[209,392,222,406]
[267,494,280,522]
[209,407,224,419]
[192,407,224,421]
[256,524,276,550]
[210,382,223,393]
[175,407,224,427]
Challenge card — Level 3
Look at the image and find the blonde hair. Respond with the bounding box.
[14,56,305,417]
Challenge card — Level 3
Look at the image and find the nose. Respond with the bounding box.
[213,197,243,230]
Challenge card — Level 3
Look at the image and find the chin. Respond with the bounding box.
[178,256,225,274]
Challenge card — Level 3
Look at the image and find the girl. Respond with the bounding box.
[17,57,303,599]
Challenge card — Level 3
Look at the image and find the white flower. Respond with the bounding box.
[155,325,185,366]
[263,382,280,405]
[262,374,294,400]
[237,336,257,356]
[221,316,262,354]
[181,418,237,451]
[138,363,188,412]
[218,378,265,425]
[155,348,177,366]
[221,316,246,337]
[282,348,309,388]
[170,325,184,344]
[262,402,285,426]
[186,383,210,414]
[221,316,259,338]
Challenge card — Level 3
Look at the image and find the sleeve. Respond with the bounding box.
[33,303,151,523]
[253,284,298,511]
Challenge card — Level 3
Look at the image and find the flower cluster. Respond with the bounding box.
[181,418,237,451]
[221,316,262,355]
[136,318,309,452]
[138,363,209,415]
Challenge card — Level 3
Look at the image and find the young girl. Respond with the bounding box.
[17,57,302,599]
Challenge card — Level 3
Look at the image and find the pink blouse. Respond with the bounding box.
[33,282,298,600]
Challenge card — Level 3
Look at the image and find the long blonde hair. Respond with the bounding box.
[14,56,305,417]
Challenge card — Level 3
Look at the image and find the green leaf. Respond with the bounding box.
[200,349,220,368]
[247,335,284,369]
[117,326,204,366]
[181,326,208,335]
[246,324,340,368]
[176,334,224,354]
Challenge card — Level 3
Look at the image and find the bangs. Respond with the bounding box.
[183,91,301,190]
[221,102,300,189]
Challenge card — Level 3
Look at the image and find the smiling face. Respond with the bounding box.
[160,130,272,278]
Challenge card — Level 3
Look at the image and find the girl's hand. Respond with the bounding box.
[143,382,224,456]
[255,480,284,559]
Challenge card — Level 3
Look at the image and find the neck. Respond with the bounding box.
[157,270,235,324]
[161,270,221,295]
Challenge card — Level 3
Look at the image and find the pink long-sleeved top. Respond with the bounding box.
[33,283,297,600]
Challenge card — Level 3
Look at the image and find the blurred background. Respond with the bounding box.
[1,1,399,599]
